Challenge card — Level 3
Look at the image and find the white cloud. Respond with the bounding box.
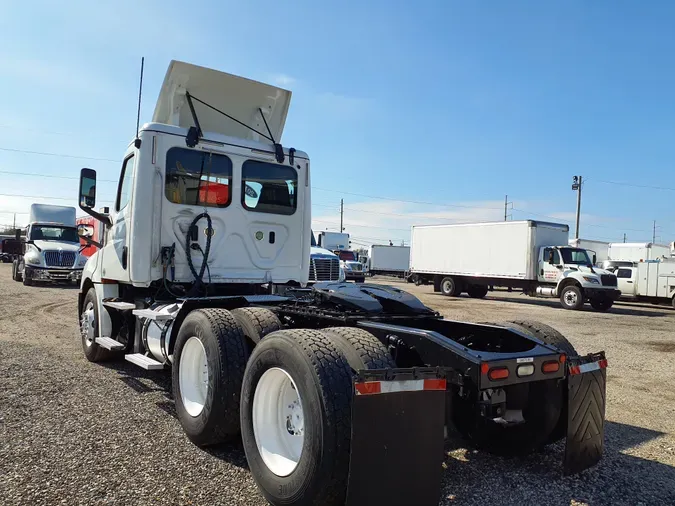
[271,74,297,87]
[313,92,372,119]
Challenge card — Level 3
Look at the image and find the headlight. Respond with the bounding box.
[583,276,600,284]
[78,256,88,267]
[25,253,41,265]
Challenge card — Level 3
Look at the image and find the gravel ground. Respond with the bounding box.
[1,265,674,505]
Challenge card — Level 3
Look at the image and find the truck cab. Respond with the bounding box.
[537,246,620,310]
[12,204,88,285]
[308,230,343,284]
[336,249,366,283]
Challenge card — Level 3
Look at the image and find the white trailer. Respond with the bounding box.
[608,242,672,263]
[410,220,621,311]
[568,239,609,266]
[317,231,349,250]
[368,245,410,277]
[614,260,675,308]
[11,204,87,285]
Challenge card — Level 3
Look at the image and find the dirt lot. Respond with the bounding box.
[1,265,674,505]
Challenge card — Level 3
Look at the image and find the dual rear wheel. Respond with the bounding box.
[172,307,393,506]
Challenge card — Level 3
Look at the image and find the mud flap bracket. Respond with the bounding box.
[346,368,447,506]
[563,352,607,475]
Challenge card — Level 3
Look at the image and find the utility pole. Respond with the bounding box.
[653,220,656,244]
[504,195,508,221]
[623,233,626,243]
[13,213,16,231]
[340,199,344,232]
[571,176,582,239]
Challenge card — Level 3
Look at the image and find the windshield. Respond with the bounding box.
[338,251,357,261]
[30,225,79,243]
[560,248,592,265]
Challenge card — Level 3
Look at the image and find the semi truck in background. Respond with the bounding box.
[410,221,620,311]
[11,204,88,285]
[568,238,609,267]
[308,230,343,284]
[315,231,364,281]
[71,60,609,506]
[368,244,410,277]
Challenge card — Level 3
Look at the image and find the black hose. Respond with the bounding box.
[186,212,212,294]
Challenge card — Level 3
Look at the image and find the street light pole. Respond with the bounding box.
[572,176,582,239]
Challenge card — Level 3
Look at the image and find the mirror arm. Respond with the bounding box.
[79,203,112,227]
[79,236,102,250]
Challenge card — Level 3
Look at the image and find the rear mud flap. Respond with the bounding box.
[346,369,446,506]
[563,353,607,475]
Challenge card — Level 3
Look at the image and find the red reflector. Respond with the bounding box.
[542,361,560,373]
[559,354,566,364]
[598,359,608,369]
[423,379,447,391]
[480,363,489,375]
[100,278,117,284]
[355,381,381,395]
[488,367,509,381]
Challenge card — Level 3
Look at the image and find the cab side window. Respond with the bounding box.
[616,268,632,279]
[116,155,135,212]
[543,248,560,264]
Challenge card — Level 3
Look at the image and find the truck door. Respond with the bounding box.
[100,153,135,282]
[539,247,561,283]
[616,267,635,297]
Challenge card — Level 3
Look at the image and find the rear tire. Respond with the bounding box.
[231,307,282,346]
[172,309,249,447]
[467,284,488,299]
[322,327,396,371]
[560,285,584,310]
[440,277,460,296]
[590,298,613,312]
[13,260,23,282]
[241,329,353,506]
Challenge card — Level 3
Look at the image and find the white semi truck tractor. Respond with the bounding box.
[75,61,609,506]
[12,204,88,285]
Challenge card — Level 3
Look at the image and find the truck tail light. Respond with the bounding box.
[516,364,535,377]
[488,367,509,381]
[542,361,560,373]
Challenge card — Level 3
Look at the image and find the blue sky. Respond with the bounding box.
[1,0,674,246]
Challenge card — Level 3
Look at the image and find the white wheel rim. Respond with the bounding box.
[179,337,209,417]
[565,290,578,306]
[443,280,451,293]
[81,301,95,347]
[252,368,305,477]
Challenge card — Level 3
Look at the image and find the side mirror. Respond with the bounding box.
[79,168,97,209]
[592,254,597,265]
[77,224,94,238]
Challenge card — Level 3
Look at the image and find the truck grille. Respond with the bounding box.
[44,250,76,268]
[310,258,340,282]
[601,274,617,287]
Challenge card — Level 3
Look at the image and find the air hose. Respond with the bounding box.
[186,212,212,295]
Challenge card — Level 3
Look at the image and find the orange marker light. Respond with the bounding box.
[542,361,560,373]
[488,367,509,381]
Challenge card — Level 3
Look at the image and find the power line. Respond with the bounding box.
[0,147,120,163]
[0,170,117,182]
[313,186,503,211]
[593,179,675,192]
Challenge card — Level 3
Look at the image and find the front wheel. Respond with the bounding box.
[559,285,584,310]
[590,298,613,312]
[241,329,353,506]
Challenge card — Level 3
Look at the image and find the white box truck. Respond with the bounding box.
[317,231,349,250]
[568,239,609,266]
[368,245,410,277]
[410,220,621,311]
[11,204,88,285]
[613,260,675,308]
